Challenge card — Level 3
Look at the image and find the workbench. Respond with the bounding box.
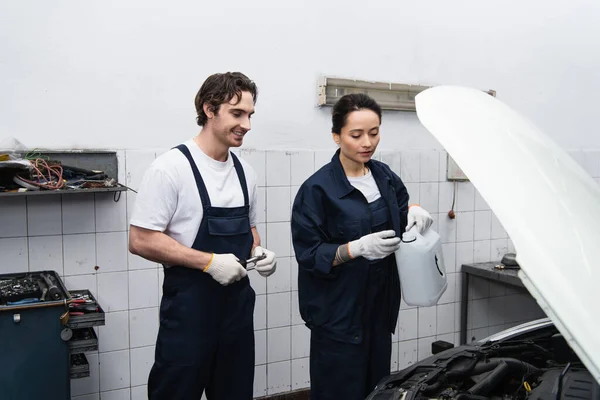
[459,262,525,345]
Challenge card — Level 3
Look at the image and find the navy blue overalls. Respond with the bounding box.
[309,196,394,400]
[148,145,255,400]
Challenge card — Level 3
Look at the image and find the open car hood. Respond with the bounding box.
[415,86,600,384]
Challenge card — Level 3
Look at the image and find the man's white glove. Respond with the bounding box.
[251,246,277,277]
[348,230,401,261]
[204,253,247,285]
[406,205,434,234]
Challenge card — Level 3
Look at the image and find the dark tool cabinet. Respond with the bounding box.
[0,271,105,400]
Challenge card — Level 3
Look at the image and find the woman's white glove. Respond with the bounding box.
[348,230,401,261]
[251,246,277,277]
[406,205,434,233]
[204,253,247,285]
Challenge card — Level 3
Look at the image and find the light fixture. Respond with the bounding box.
[317,76,496,112]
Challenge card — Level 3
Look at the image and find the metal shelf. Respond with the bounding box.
[0,149,127,198]
[0,184,128,197]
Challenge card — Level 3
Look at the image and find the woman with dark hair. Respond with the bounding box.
[291,93,433,400]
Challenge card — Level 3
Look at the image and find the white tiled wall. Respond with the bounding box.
[1,148,598,399]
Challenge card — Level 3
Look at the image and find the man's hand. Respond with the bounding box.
[251,246,277,277]
[348,230,401,261]
[204,253,247,285]
[406,205,434,234]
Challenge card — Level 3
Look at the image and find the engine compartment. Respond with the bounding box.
[367,325,599,400]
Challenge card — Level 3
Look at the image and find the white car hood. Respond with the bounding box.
[415,86,600,383]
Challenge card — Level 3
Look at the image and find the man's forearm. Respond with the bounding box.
[251,226,261,253]
[129,226,212,270]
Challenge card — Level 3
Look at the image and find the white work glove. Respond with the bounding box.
[251,246,277,277]
[204,253,247,285]
[348,230,401,261]
[406,205,434,234]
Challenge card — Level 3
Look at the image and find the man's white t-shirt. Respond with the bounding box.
[130,139,258,248]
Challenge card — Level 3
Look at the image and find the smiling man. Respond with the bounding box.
[129,72,277,400]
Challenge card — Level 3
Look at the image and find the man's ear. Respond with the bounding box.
[203,103,215,119]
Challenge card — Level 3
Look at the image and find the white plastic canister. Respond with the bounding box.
[394,226,447,307]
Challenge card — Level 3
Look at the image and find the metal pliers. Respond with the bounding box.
[239,253,267,270]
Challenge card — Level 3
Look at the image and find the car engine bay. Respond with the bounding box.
[366,326,600,400]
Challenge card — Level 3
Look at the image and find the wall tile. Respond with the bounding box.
[97,272,128,312]
[255,294,267,330]
[266,151,291,186]
[456,242,474,271]
[267,360,291,395]
[418,306,437,337]
[256,187,266,224]
[28,235,63,274]
[398,339,418,370]
[100,389,130,400]
[290,151,315,186]
[65,274,98,298]
[438,213,457,244]
[379,151,402,176]
[442,243,456,273]
[419,182,439,214]
[438,273,456,304]
[267,187,291,222]
[490,239,509,261]
[96,232,128,273]
[240,150,266,187]
[473,240,491,263]
[438,151,448,181]
[291,324,310,359]
[397,308,418,341]
[474,211,492,241]
[456,182,475,212]
[268,291,291,328]
[0,197,27,237]
[63,233,96,276]
[291,291,303,326]
[418,336,436,361]
[95,193,127,232]
[404,182,420,205]
[125,150,156,191]
[390,342,399,372]
[267,326,291,363]
[266,222,291,257]
[491,213,508,239]
[130,307,159,348]
[474,190,490,211]
[255,329,267,365]
[420,150,439,182]
[456,212,474,242]
[401,151,420,183]
[438,182,454,215]
[99,311,129,352]
[291,357,310,391]
[437,303,455,335]
[254,364,267,398]
[128,269,159,309]
[131,386,147,400]
[0,237,29,273]
[99,350,130,391]
[130,345,155,387]
[267,257,291,294]
[27,196,62,236]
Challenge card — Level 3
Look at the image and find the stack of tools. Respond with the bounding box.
[68,292,99,316]
[0,150,117,192]
[0,272,64,306]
